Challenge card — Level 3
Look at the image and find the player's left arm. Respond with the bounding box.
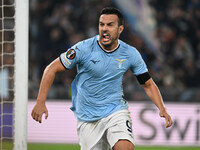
[142,78,173,128]
[130,48,173,128]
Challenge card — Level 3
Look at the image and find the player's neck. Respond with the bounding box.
[97,37,120,53]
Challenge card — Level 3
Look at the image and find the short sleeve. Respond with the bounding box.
[60,42,83,69]
[130,49,148,75]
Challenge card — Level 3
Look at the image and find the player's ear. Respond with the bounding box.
[119,25,124,34]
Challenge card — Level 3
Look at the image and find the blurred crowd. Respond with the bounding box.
[148,0,200,101]
[28,0,200,102]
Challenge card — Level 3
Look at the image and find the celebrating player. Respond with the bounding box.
[31,7,173,150]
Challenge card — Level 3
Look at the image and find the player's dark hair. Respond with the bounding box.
[100,7,124,26]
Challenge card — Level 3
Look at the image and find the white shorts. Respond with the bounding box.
[77,109,134,150]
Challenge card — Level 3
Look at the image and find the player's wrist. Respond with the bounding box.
[36,98,46,105]
[159,107,167,113]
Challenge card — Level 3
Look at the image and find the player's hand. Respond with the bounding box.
[31,101,48,123]
[159,110,173,128]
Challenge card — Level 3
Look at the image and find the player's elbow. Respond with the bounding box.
[44,63,57,76]
[142,78,154,88]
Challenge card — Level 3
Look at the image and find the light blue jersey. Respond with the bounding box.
[60,35,148,122]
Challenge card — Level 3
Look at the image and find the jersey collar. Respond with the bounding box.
[97,35,120,53]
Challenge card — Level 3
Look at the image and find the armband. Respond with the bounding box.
[136,72,151,84]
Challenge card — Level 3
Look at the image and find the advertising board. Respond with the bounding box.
[28,101,200,146]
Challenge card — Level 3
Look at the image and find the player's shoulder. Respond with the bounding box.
[72,36,97,56]
[119,39,139,55]
[77,35,98,49]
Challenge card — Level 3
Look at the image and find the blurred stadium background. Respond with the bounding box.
[29,0,200,102]
[1,0,200,149]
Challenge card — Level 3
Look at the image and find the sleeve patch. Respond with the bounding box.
[66,49,76,59]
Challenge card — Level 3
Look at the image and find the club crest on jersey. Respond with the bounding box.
[115,59,126,69]
[66,49,76,59]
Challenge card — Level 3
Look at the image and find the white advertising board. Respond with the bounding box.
[28,101,200,146]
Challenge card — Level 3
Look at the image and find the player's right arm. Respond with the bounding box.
[31,57,66,123]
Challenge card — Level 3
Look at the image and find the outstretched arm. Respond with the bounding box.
[142,78,173,128]
[31,57,66,123]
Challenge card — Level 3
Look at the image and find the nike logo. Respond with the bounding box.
[90,60,100,64]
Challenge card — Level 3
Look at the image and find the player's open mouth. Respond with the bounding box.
[102,33,110,42]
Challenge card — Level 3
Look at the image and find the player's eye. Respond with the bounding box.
[108,23,113,26]
[99,22,104,26]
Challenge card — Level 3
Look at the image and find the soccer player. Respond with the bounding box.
[31,7,173,150]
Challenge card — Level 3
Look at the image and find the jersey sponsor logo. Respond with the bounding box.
[115,59,126,69]
[66,49,76,59]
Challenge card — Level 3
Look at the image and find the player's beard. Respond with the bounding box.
[100,31,119,50]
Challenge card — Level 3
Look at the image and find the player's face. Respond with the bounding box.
[99,14,123,50]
